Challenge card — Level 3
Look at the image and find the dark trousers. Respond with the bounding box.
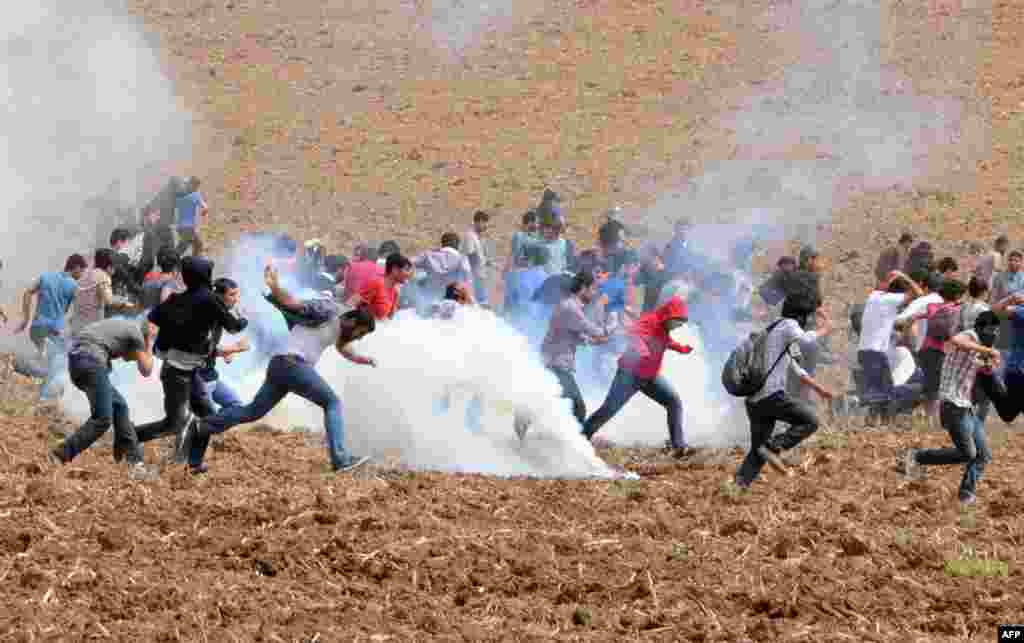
[582,367,685,448]
[976,368,1024,423]
[857,350,921,417]
[61,354,142,464]
[548,366,586,425]
[135,363,195,462]
[736,391,819,486]
[190,369,243,418]
[915,402,991,500]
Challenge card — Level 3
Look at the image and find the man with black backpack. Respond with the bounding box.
[732,295,836,489]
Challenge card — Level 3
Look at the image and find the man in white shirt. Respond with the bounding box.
[859,271,924,425]
[895,272,944,353]
[185,265,377,475]
[461,211,491,306]
[412,232,472,308]
[735,294,836,489]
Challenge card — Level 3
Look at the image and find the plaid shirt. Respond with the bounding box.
[938,330,982,409]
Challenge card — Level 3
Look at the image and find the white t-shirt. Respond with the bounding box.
[283,300,345,364]
[858,291,906,353]
[896,292,943,352]
[461,227,487,277]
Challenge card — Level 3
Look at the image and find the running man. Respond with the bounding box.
[135,256,248,462]
[49,317,155,469]
[540,271,609,425]
[898,311,1001,507]
[734,295,836,489]
[354,253,414,320]
[185,265,377,474]
[15,254,88,400]
[581,295,693,454]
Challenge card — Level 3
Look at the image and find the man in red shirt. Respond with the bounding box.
[354,253,414,320]
[343,244,382,300]
[582,295,694,454]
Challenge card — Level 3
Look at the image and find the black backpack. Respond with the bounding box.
[721,320,797,397]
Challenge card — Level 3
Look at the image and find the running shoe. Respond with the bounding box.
[333,455,370,474]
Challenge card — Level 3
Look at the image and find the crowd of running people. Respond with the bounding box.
[1,176,1017,508]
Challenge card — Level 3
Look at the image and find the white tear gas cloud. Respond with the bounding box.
[59,306,632,479]
[0,0,192,351]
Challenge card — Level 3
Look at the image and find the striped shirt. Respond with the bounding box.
[749,318,819,403]
[938,330,982,409]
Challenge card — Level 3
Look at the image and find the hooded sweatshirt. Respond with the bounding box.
[618,296,691,379]
[414,247,472,298]
[149,256,248,367]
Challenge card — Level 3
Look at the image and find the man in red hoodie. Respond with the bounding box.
[582,296,693,453]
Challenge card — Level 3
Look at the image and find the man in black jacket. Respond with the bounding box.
[135,256,248,463]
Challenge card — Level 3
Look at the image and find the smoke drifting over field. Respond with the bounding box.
[589,0,988,445]
[0,0,191,303]
[62,304,622,479]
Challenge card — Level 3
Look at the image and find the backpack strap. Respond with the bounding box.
[754,319,801,394]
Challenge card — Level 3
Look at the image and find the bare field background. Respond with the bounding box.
[2,0,1024,640]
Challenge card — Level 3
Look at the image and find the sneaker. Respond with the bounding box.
[128,462,159,482]
[189,463,209,476]
[757,445,791,476]
[332,455,370,474]
[959,494,977,507]
[896,448,923,479]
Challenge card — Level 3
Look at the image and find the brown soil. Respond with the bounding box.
[3,0,1023,640]
[2,400,1022,642]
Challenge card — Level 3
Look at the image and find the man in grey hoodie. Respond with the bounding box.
[413,232,472,309]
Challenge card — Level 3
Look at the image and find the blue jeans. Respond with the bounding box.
[190,354,352,469]
[582,368,686,448]
[916,402,991,500]
[30,325,67,401]
[434,390,483,434]
[472,273,489,305]
[61,354,142,463]
[190,368,243,418]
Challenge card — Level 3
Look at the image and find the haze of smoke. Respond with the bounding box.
[0,0,192,349]
[600,0,989,446]
[60,306,618,478]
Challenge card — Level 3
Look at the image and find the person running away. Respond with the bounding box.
[134,256,248,463]
[49,318,156,472]
[190,277,251,419]
[353,253,414,321]
[15,254,87,400]
[734,295,836,489]
[540,271,609,425]
[184,265,376,474]
[581,295,694,455]
[898,311,1002,507]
